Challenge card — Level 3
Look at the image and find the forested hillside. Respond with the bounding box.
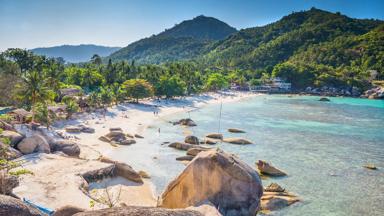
[107,15,237,64]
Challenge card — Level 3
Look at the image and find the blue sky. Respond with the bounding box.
[0,0,383,51]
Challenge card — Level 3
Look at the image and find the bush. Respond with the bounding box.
[122,79,154,103]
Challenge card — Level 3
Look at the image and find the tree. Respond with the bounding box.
[99,87,114,108]
[65,99,79,119]
[155,75,186,98]
[205,73,228,91]
[91,54,102,65]
[122,79,154,103]
[34,102,55,128]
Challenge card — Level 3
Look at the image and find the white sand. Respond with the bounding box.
[11,91,260,211]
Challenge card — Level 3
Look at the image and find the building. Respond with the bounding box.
[250,77,291,93]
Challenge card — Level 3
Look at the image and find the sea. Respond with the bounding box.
[107,95,384,216]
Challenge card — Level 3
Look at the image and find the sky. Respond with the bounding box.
[0,0,383,51]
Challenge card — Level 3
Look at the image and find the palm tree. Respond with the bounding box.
[22,70,52,122]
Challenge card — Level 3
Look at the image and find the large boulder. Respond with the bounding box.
[74,206,203,216]
[105,131,126,142]
[0,120,14,131]
[99,157,143,183]
[65,126,82,133]
[52,140,81,157]
[260,183,299,211]
[120,139,136,145]
[160,149,263,216]
[0,194,41,216]
[0,130,24,146]
[256,160,287,176]
[186,148,210,156]
[184,135,199,145]
[17,135,50,154]
[319,97,330,102]
[78,125,95,133]
[223,137,253,145]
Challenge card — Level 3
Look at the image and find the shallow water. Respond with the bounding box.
[108,95,384,216]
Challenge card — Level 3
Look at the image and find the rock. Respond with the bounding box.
[186,148,210,156]
[0,130,24,146]
[0,141,22,160]
[205,133,223,140]
[52,140,81,157]
[363,164,377,170]
[256,160,287,176]
[201,138,217,145]
[98,136,110,143]
[228,128,245,133]
[53,205,85,216]
[79,125,95,133]
[105,131,126,142]
[0,120,14,131]
[0,194,41,216]
[223,137,253,145]
[261,189,299,211]
[319,97,330,102]
[168,142,199,151]
[138,170,150,179]
[17,135,50,154]
[65,126,82,133]
[176,155,195,161]
[74,206,203,216]
[160,149,263,216]
[174,118,197,127]
[134,134,144,139]
[0,171,19,195]
[109,127,122,132]
[184,135,199,145]
[126,133,135,138]
[265,183,285,192]
[99,157,143,183]
[186,201,222,216]
[120,139,136,145]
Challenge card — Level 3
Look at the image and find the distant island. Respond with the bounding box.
[31,44,121,63]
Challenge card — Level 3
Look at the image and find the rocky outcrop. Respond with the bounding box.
[201,138,217,145]
[138,171,150,179]
[363,164,377,170]
[205,133,223,140]
[184,136,199,145]
[17,134,50,154]
[176,155,195,161]
[74,206,203,216]
[260,183,299,211]
[0,130,24,146]
[99,130,136,146]
[363,86,384,99]
[256,160,287,176]
[228,128,245,133]
[160,149,263,216]
[186,201,222,216]
[98,157,143,183]
[77,125,95,133]
[0,194,42,216]
[53,205,85,216]
[51,140,81,157]
[223,137,253,145]
[173,118,197,127]
[304,86,361,97]
[168,142,199,151]
[134,134,144,139]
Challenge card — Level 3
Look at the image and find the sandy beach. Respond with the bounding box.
[11,91,260,211]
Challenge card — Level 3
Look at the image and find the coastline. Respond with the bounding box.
[11,91,261,211]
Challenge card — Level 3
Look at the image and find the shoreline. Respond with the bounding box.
[11,91,261,211]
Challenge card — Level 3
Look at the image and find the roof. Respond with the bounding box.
[8,108,31,117]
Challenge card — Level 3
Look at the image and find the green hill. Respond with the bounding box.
[107,15,237,64]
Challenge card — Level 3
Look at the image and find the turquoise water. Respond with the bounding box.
[108,95,384,215]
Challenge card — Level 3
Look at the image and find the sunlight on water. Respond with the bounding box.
[108,95,384,216]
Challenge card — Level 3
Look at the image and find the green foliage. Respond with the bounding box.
[64,98,79,119]
[122,79,154,103]
[205,73,229,91]
[155,75,187,98]
[34,102,55,128]
[9,168,34,176]
[99,87,114,107]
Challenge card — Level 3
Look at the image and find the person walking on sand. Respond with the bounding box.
[158,128,160,133]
